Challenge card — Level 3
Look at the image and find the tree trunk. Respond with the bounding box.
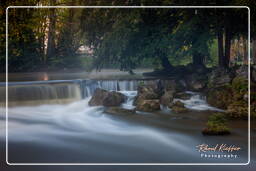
[192,52,204,66]
[46,1,56,62]
[217,26,224,67]
[159,51,172,70]
[243,37,248,65]
[224,25,231,68]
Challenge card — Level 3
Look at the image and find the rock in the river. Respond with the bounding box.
[159,80,177,92]
[206,86,233,109]
[174,92,192,100]
[102,91,126,107]
[208,68,234,88]
[190,79,206,90]
[231,76,248,93]
[89,88,126,107]
[160,90,174,106]
[136,100,160,112]
[133,85,159,106]
[226,101,248,119]
[170,101,188,113]
[186,73,207,91]
[202,113,230,136]
[251,101,256,119]
[105,107,135,116]
[88,88,109,106]
[137,85,159,98]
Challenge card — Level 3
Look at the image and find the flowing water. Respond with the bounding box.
[0,79,251,164]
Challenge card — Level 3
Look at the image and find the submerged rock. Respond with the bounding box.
[105,107,135,116]
[136,99,160,112]
[202,128,230,135]
[88,88,126,107]
[170,101,188,113]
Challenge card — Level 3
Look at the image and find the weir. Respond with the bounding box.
[0,79,155,106]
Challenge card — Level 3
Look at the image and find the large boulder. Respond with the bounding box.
[235,65,248,80]
[159,80,177,92]
[231,76,248,93]
[88,88,109,106]
[103,91,126,107]
[186,73,207,91]
[160,90,174,106]
[206,86,233,109]
[174,92,192,100]
[251,101,256,119]
[136,100,160,112]
[88,88,126,107]
[170,101,188,113]
[133,85,159,106]
[189,79,206,90]
[226,101,248,119]
[208,68,234,88]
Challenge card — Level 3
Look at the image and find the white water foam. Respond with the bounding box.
[175,91,224,112]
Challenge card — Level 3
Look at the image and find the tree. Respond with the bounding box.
[81,7,181,71]
[46,0,56,63]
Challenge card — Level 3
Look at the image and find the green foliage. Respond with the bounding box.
[138,81,145,86]
[0,0,252,73]
[207,39,218,67]
[206,113,230,132]
[208,113,228,124]
[81,8,181,71]
[232,76,248,92]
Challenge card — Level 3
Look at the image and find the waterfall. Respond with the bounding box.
[0,78,166,107]
[97,80,138,91]
[0,79,147,106]
[0,80,82,106]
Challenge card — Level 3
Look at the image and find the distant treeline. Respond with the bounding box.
[0,0,255,73]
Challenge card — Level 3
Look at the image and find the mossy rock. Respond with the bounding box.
[251,83,256,101]
[170,101,189,113]
[174,92,192,100]
[232,76,248,93]
[206,86,233,109]
[226,101,248,119]
[202,113,230,136]
[136,100,160,112]
[251,102,256,119]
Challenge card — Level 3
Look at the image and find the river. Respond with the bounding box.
[0,71,255,170]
